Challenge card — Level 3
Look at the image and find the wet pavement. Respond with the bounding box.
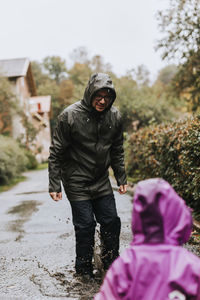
[0,169,199,299]
[0,169,132,299]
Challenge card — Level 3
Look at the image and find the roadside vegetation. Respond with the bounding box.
[126,115,200,219]
[0,135,38,186]
[0,176,27,193]
[0,134,47,192]
[125,0,200,219]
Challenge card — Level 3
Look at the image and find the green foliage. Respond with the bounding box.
[0,78,37,146]
[0,136,39,185]
[114,75,138,130]
[43,56,67,84]
[126,115,200,211]
[31,61,50,88]
[172,50,200,111]
[90,55,112,74]
[20,113,39,147]
[24,150,38,170]
[37,78,59,96]
[33,56,76,131]
[130,65,150,87]
[156,65,178,86]
[156,0,200,62]
[114,74,178,131]
[36,162,48,170]
[68,62,92,99]
[59,79,74,101]
[0,77,17,135]
[0,176,26,193]
[0,136,28,184]
[156,0,200,111]
[33,53,183,134]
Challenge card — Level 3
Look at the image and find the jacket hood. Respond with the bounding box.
[132,178,192,246]
[83,73,116,111]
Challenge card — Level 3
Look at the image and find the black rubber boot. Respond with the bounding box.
[75,222,96,276]
[100,216,121,271]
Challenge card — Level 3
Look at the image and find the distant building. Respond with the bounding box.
[0,57,51,162]
[29,96,51,162]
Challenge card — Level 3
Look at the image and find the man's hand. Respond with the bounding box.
[118,185,128,194]
[50,192,62,201]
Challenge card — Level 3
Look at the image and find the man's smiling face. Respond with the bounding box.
[92,89,112,112]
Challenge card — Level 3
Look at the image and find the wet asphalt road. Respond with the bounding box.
[0,169,133,300]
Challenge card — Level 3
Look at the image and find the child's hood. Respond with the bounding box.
[132,178,192,245]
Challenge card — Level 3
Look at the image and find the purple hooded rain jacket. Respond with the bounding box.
[95,178,200,300]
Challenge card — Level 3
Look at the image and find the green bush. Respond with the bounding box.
[0,136,28,184]
[126,115,200,212]
[25,150,38,170]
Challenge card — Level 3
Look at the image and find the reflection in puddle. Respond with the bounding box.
[7,200,40,217]
[7,200,42,241]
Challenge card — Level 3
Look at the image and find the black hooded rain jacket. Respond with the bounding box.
[48,73,127,201]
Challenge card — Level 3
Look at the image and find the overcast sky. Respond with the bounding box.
[0,0,170,80]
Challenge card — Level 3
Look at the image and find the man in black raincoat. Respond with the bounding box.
[48,73,127,279]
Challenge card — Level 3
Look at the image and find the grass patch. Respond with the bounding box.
[36,162,48,170]
[0,176,26,193]
[127,176,139,185]
[0,163,48,194]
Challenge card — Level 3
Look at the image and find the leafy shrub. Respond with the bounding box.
[0,136,28,184]
[24,150,38,170]
[126,115,200,211]
[0,77,17,135]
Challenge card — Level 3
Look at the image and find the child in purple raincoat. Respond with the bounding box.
[95,178,200,300]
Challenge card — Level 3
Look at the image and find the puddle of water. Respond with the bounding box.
[7,200,42,241]
[15,190,47,195]
[7,200,41,217]
[8,219,25,241]
[30,266,101,299]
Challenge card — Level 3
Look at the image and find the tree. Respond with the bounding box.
[156,65,178,85]
[20,113,39,149]
[114,74,177,131]
[172,50,200,111]
[31,61,50,88]
[31,54,179,134]
[129,65,150,87]
[68,62,92,100]
[0,77,37,148]
[59,79,74,102]
[0,77,17,135]
[156,0,200,62]
[31,58,77,132]
[43,56,67,84]
[156,0,200,111]
[90,55,112,73]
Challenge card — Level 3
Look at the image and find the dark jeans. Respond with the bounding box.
[69,193,121,274]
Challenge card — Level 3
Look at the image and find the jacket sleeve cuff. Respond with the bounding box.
[116,173,127,186]
[49,179,61,193]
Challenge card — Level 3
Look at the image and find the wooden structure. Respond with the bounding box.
[0,58,51,162]
[29,96,51,162]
